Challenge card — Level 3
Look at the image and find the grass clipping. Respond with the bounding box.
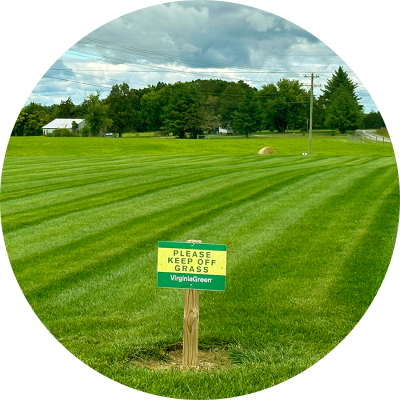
[258,147,275,155]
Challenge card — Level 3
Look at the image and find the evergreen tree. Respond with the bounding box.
[320,66,363,130]
[161,82,203,138]
[219,80,256,127]
[325,87,363,134]
[231,92,261,137]
[322,66,360,104]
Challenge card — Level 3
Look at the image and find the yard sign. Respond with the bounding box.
[157,241,226,291]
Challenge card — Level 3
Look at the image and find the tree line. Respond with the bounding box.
[12,67,385,138]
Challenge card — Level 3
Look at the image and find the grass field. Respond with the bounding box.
[1,136,399,399]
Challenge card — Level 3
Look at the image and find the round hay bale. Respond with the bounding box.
[258,147,275,155]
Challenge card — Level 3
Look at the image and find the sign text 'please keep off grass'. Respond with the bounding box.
[157,241,226,291]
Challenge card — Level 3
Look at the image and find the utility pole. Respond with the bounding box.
[304,73,320,155]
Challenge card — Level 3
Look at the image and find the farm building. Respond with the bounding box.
[218,127,233,134]
[42,119,85,135]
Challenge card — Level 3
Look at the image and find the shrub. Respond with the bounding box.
[80,125,91,137]
[49,128,79,137]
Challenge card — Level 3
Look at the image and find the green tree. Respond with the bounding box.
[325,87,363,134]
[141,85,170,131]
[195,79,230,99]
[12,111,28,136]
[231,93,261,137]
[83,92,112,136]
[312,96,326,130]
[255,83,277,131]
[322,66,360,104]
[23,110,49,136]
[362,111,385,129]
[320,66,362,128]
[258,79,308,132]
[219,81,256,126]
[55,97,76,118]
[162,82,203,138]
[201,95,222,133]
[105,83,141,135]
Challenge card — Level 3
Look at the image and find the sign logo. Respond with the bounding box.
[157,241,226,291]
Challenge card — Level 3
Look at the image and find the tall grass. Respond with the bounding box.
[1,137,398,399]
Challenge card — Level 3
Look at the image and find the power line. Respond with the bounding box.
[43,75,112,89]
[63,47,353,83]
[80,37,344,71]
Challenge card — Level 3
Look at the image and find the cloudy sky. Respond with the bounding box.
[28,0,377,111]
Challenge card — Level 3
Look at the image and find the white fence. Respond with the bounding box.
[348,130,390,144]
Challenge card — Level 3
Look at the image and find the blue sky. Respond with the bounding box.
[27,1,378,112]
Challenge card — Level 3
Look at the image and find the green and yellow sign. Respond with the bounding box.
[157,241,226,291]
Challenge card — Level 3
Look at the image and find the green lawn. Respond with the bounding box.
[1,136,398,399]
[5,135,395,157]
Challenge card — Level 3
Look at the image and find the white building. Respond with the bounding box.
[218,127,233,134]
[42,119,85,135]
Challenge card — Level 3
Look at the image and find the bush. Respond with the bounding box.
[49,128,79,137]
[80,125,91,137]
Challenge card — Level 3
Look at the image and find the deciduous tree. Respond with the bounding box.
[362,111,385,129]
[105,83,141,135]
[23,110,49,136]
[201,95,222,133]
[12,111,28,136]
[258,79,308,132]
[83,92,112,136]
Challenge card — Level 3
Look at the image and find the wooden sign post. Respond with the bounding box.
[183,286,200,367]
[157,239,227,368]
[183,239,201,368]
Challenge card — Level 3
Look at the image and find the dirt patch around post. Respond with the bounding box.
[128,342,233,371]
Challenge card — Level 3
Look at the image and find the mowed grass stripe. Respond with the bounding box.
[2,144,398,399]
[19,159,398,400]
[0,154,272,200]
[0,154,326,199]
[1,156,379,231]
[4,136,395,158]
[182,162,398,339]
[11,164,334,296]
[9,158,393,302]
[11,158,390,342]
[205,163,398,339]
[4,156,382,262]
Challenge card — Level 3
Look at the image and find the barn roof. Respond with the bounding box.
[42,119,84,129]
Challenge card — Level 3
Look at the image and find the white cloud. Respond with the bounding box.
[21,1,376,112]
[282,19,302,30]
[246,12,277,31]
